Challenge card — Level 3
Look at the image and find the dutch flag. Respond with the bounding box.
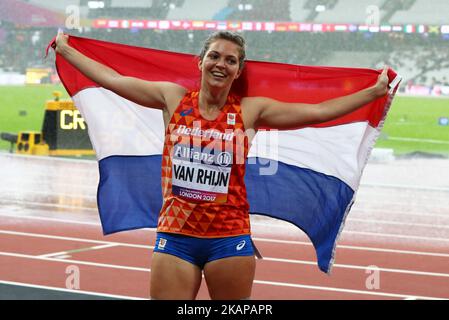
[49,35,401,273]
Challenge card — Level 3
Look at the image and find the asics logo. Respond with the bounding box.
[180,108,193,116]
[236,240,246,251]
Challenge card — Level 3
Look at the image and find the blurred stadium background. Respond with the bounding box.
[0,0,448,157]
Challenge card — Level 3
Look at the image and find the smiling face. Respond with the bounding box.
[199,39,243,90]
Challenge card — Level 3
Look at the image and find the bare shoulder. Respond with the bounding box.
[159,82,188,115]
[242,96,274,109]
[241,97,272,130]
[158,81,187,99]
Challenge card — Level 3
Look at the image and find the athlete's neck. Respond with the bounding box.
[198,86,230,114]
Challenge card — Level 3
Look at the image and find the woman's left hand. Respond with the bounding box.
[373,66,390,97]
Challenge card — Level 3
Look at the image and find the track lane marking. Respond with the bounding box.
[262,257,449,278]
[1,230,449,278]
[253,280,446,300]
[38,244,119,258]
[0,251,150,272]
[0,230,150,249]
[251,237,449,258]
[0,252,445,300]
[1,215,449,257]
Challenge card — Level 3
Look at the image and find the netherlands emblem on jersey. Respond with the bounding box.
[158,238,167,250]
[227,113,236,125]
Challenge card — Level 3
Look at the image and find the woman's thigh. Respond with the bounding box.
[150,252,202,300]
[203,255,256,300]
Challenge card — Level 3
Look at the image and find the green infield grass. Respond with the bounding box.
[376,96,449,156]
[0,84,68,150]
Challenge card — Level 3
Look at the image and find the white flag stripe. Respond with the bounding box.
[74,87,377,189]
[73,88,165,160]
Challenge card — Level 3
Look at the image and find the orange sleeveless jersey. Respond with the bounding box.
[157,91,251,238]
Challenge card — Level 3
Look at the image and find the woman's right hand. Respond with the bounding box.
[55,29,69,54]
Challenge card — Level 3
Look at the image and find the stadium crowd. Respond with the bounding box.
[1,26,448,87]
[226,0,291,22]
[1,0,448,90]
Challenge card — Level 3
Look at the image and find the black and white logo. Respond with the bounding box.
[216,152,232,167]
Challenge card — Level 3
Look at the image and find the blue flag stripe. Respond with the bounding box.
[97,155,353,272]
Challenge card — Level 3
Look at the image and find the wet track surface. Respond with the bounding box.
[0,152,448,299]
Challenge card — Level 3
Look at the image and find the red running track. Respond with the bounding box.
[1,213,448,300]
[1,154,448,300]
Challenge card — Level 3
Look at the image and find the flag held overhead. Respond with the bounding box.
[51,35,400,274]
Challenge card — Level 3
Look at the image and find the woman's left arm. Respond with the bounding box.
[250,67,390,130]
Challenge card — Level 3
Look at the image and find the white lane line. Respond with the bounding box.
[252,237,449,258]
[0,230,151,249]
[51,255,72,259]
[1,230,449,278]
[38,244,119,258]
[1,214,449,258]
[253,280,446,300]
[0,251,446,300]
[0,280,144,300]
[262,257,449,278]
[252,222,449,242]
[38,251,71,259]
[90,244,119,250]
[0,251,150,272]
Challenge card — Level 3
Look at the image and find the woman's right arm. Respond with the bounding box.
[55,30,186,111]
